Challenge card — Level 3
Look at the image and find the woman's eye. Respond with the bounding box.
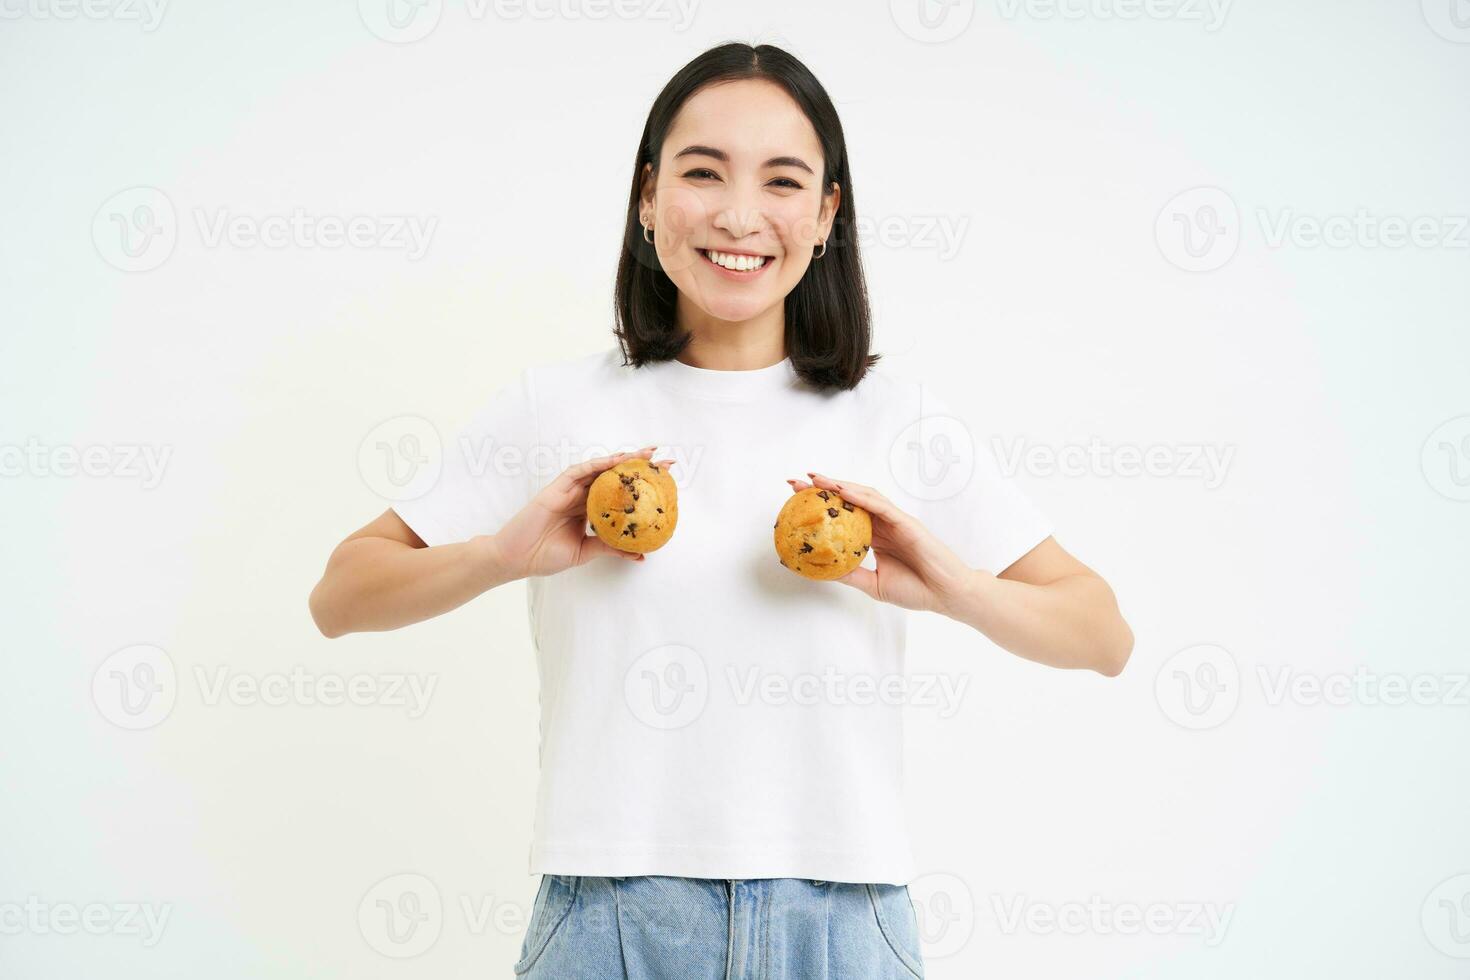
[683,169,801,189]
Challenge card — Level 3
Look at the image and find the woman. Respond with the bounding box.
[310,42,1132,979]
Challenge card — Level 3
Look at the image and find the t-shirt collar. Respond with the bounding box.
[644,353,801,400]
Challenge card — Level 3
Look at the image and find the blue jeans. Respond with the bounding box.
[513,875,925,978]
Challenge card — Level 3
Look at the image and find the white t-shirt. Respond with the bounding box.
[392,347,1051,885]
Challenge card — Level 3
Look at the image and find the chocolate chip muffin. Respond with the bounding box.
[586,457,678,553]
[773,487,872,580]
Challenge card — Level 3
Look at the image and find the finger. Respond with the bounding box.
[548,448,664,519]
[806,472,910,527]
[579,532,645,566]
[562,446,657,489]
[788,478,906,554]
[834,564,878,600]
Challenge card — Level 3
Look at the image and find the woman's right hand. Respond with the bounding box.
[492,447,676,580]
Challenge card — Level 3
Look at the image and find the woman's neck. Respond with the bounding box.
[673,294,787,370]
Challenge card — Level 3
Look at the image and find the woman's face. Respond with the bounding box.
[640,78,840,326]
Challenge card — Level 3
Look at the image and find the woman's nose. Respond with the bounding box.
[714,207,763,239]
[711,182,767,238]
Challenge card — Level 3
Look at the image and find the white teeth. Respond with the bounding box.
[705,249,767,271]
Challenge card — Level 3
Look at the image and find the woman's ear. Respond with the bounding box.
[818,181,842,244]
[638,163,656,223]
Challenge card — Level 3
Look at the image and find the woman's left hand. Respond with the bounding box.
[787,471,976,615]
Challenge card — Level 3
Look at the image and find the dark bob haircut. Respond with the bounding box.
[613,42,879,392]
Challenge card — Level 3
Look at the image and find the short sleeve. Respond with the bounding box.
[896,382,1053,575]
[391,368,539,547]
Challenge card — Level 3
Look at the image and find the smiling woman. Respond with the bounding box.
[308,39,1131,980]
[614,43,873,388]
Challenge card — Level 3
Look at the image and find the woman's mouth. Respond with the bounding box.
[696,247,773,278]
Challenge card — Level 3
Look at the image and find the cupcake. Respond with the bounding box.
[774,487,872,580]
[586,457,678,553]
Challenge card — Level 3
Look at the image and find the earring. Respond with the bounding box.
[643,222,654,245]
[814,238,827,259]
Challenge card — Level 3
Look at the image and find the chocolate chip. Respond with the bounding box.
[841,501,854,511]
[826,507,838,518]
[853,550,860,555]
[863,544,870,551]
[800,542,813,554]
[817,490,830,500]
[632,491,639,500]
[601,512,610,518]
[656,507,663,513]
[624,505,635,514]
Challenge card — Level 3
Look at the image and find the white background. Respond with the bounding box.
[2,1,1468,977]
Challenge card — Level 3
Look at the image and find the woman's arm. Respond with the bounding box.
[795,472,1133,677]
[308,510,518,638]
[941,537,1133,676]
[309,448,663,638]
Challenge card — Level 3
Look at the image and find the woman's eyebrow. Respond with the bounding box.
[673,145,814,175]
